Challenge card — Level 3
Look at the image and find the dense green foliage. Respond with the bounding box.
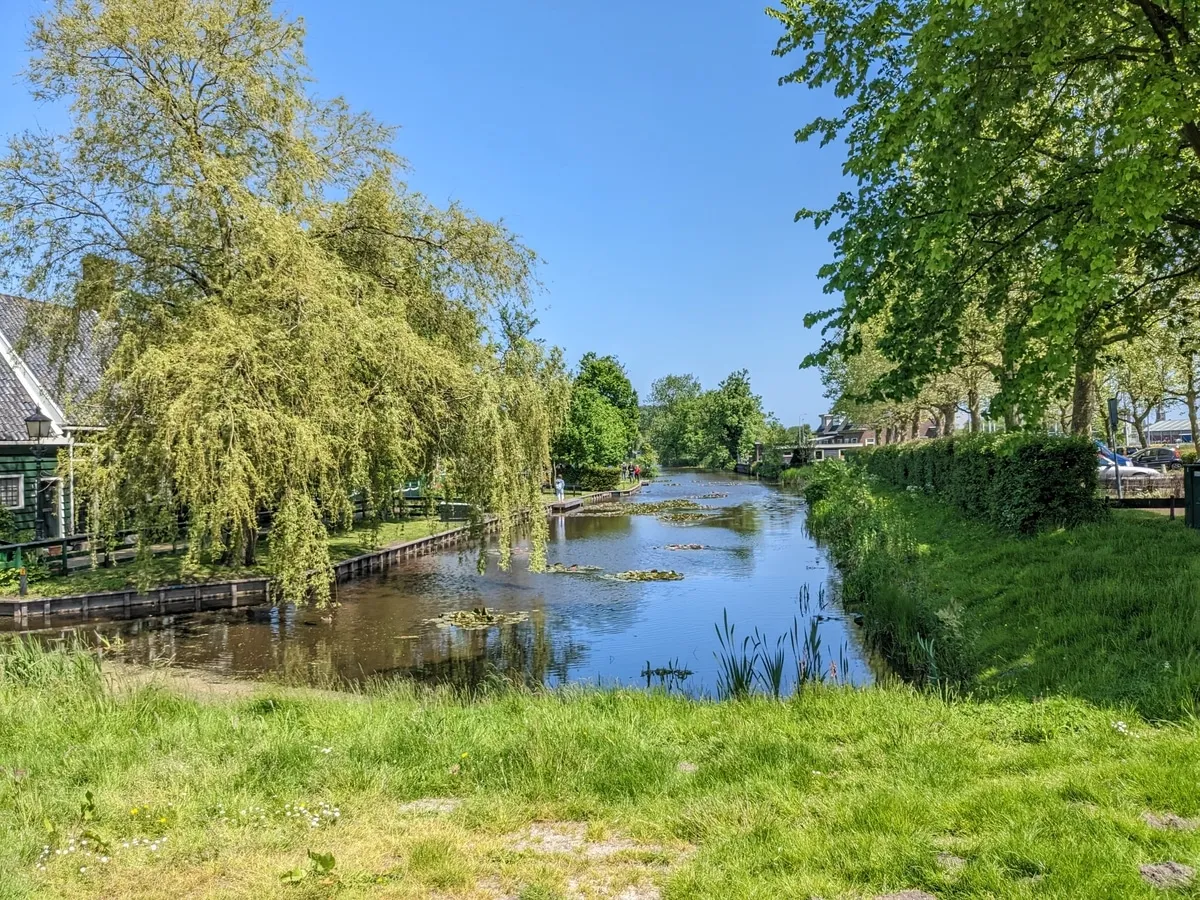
[806,463,1200,719]
[573,352,640,456]
[642,374,705,466]
[569,465,622,492]
[773,0,1200,432]
[862,434,1104,534]
[642,370,768,468]
[805,462,969,685]
[0,0,570,603]
[552,354,638,473]
[4,643,1200,897]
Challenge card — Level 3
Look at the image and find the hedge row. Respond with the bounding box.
[566,465,622,492]
[860,433,1103,533]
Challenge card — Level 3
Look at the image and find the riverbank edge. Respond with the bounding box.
[804,465,1200,719]
[0,482,645,623]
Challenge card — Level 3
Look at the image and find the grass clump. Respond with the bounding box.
[2,642,1200,897]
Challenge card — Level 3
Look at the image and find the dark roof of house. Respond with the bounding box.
[0,294,105,442]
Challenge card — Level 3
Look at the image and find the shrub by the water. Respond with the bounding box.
[568,465,622,492]
[861,433,1102,533]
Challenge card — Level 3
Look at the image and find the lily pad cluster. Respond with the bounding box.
[610,569,685,582]
[426,607,530,630]
[545,563,603,574]
[660,512,710,523]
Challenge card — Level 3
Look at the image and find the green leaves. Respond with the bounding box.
[279,849,336,885]
[774,0,1200,424]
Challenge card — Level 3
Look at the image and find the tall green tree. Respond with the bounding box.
[575,353,640,458]
[552,385,629,471]
[773,0,1200,432]
[0,0,567,602]
[643,373,705,466]
[701,370,766,467]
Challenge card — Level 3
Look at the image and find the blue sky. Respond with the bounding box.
[0,0,846,426]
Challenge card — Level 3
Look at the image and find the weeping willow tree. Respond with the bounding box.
[0,0,568,604]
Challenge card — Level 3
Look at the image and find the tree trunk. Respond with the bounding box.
[1133,414,1147,449]
[939,403,957,436]
[1070,350,1098,436]
[242,522,259,566]
[1188,361,1199,445]
[967,389,981,433]
[910,411,921,441]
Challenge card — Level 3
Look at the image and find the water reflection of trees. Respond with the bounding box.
[702,503,761,535]
[376,611,589,692]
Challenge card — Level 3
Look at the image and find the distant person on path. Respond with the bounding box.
[555,475,565,501]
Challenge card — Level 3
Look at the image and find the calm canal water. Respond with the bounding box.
[25,472,877,695]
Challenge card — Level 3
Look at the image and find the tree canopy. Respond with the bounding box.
[772,0,1200,433]
[0,0,568,602]
[551,352,638,472]
[641,370,768,468]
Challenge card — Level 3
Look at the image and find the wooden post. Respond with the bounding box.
[231,583,239,608]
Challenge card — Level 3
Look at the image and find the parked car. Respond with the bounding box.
[1132,447,1183,470]
[1115,446,1142,458]
[1097,460,1165,481]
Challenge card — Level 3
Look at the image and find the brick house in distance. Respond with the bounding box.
[811,414,876,461]
[0,294,103,540]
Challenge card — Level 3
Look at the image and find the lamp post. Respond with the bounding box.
[24,407,53,540]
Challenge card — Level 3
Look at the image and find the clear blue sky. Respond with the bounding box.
[0,0,846,427]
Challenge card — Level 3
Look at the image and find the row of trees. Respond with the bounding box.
[772,0,1200,437]
[641,370,777,468]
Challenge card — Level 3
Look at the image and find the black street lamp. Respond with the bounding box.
[24,407,53,540]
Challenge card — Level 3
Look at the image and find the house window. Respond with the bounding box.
[0,475,23,509]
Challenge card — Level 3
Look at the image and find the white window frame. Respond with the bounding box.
[0,474,23,510]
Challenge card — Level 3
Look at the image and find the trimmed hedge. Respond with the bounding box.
[860,433,1103,533]
[567,465,622,492]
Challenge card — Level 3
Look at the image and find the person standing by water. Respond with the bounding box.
[555,475,565,501]
[634,464,641,482]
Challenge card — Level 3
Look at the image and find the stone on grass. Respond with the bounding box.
[676,761,698,774]
[1140,862,1194,890]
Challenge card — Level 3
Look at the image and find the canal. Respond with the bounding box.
[34,471,877,695]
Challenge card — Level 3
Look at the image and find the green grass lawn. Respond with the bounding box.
[8,518,453,600]
[837,488,1200,721]
[1,646,1198,899]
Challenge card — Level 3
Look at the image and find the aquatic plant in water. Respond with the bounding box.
[715,609,757,699]
[641,658,694,692]
[425,607,530,630]
[544,563,603,575]
[610,569,684,582]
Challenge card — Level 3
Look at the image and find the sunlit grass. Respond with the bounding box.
[1,643,1198,898]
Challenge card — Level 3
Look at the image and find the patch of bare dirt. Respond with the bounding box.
[1140,862,1195,889]
[510,823,645,858]
[1142,812,1200,831]
[397,798,462,815]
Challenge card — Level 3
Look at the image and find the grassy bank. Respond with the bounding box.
[805,463,1200,720]
[2,644,1199,898]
